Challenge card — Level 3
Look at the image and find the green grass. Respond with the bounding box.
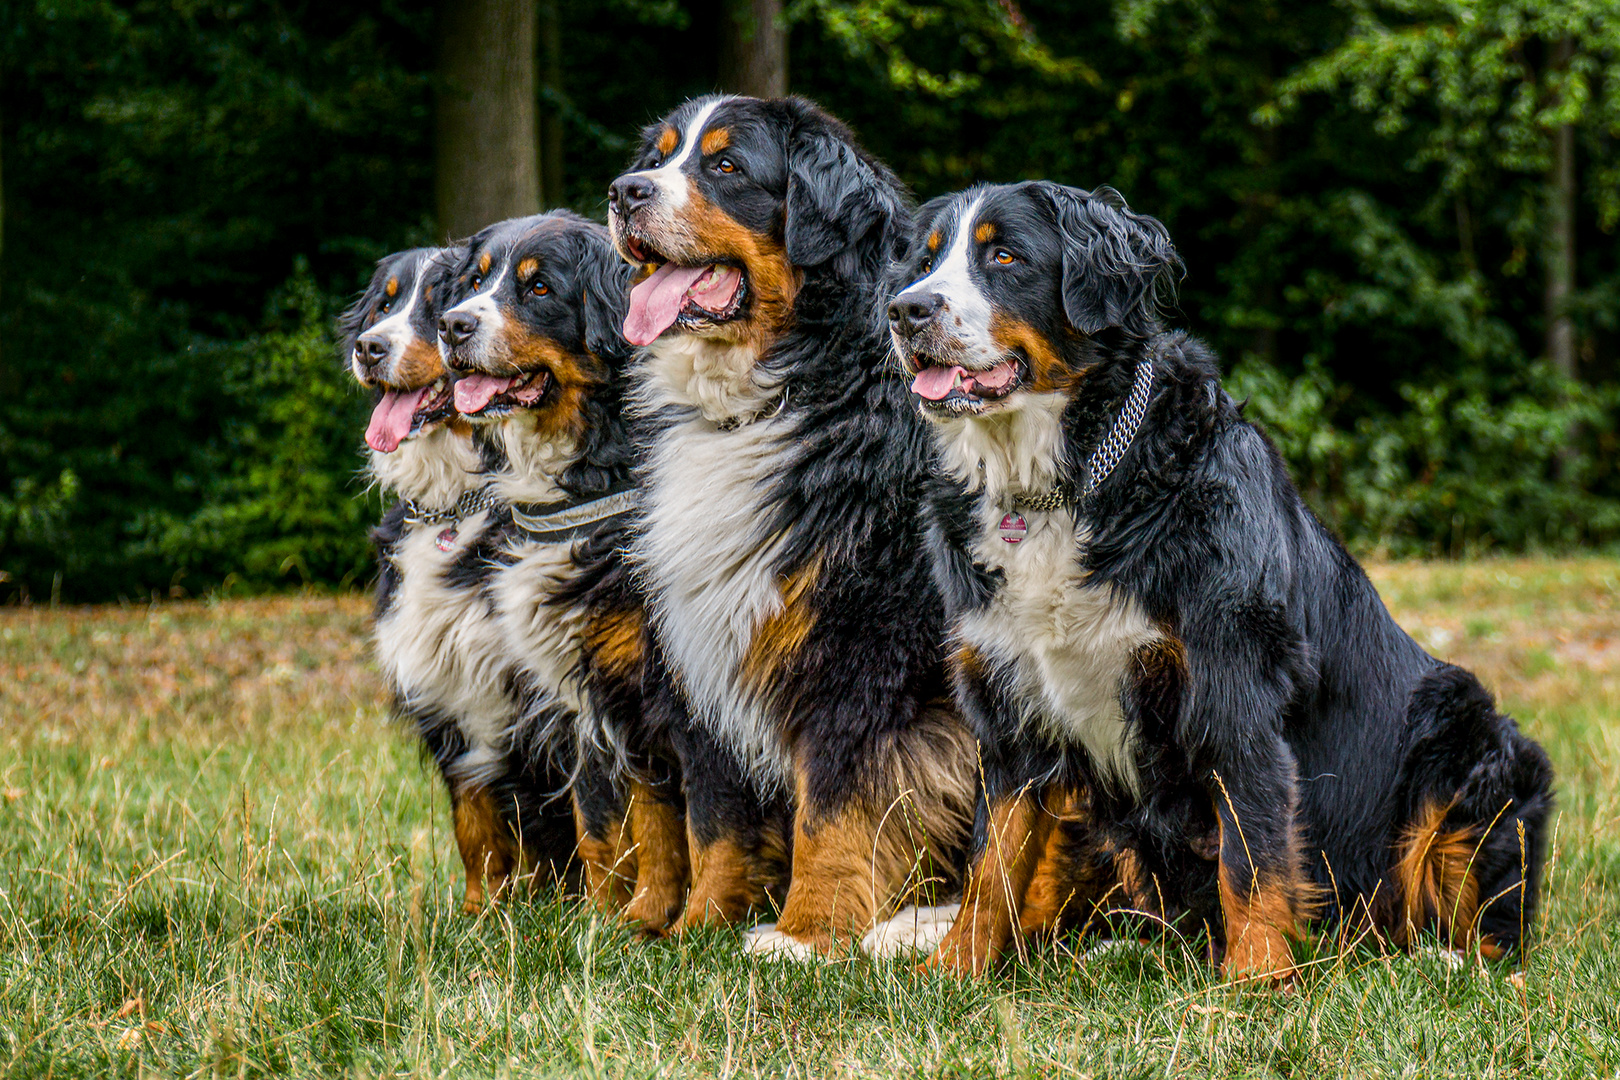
[3,560,1619,1078]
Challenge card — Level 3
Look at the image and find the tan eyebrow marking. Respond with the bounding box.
[516,257,539,281]
[700,126,730,155]
[657,126,678,156]
[926,231,942,252]
[975,221,997,244]
[385,277,399,298]
[478,251,492,275]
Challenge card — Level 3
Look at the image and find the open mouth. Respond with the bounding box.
[621,234,747,346]
[907,355,1027,413]
[365,377,455,453]
[451,369,554,420]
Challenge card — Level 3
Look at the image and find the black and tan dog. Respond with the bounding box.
[343,245,575,912]
[606,95,978,954]
[886,180,1555,982]
[434,210,702,929]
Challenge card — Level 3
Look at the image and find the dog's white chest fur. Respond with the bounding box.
[939,396,1157,794]
[633,409,796,787]
[490,537,588,724]
[374,506,516,783]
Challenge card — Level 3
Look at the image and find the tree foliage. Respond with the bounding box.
[2,0,1619,599]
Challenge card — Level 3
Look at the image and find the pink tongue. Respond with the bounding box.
[690,266,742,313]
[365,387,430,453]
[973,360,1019,391]
[624,263,718,346]
[454,374,522,415]
[911,365,967,401]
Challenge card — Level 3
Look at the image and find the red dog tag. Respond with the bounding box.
[999,513,1027,544]
[435,528,458,552]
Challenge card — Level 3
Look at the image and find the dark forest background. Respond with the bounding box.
[2,0,1618,602]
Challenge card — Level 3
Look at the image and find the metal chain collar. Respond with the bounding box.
[1080,357,1156,500]
[716,387,790,432]
[401,485,498,528]
[1009,356,1156,513]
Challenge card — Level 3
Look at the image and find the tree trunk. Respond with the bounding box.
[719,0,787,98]
[538,0,565,206]
[435,0,540,241]
[1544,36,1577,383]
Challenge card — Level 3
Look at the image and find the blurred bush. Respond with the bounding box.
[127,265,377,596]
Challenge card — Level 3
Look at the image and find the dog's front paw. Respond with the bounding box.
[743,923,821,963]
[862,904,961,959]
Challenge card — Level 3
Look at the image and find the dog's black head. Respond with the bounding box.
[438,210,632,428]
[436,211,634,496]
[338,246,463,453]
[606,94,907,354]
[887,182,1180,417]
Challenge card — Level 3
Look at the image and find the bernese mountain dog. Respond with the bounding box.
[605,95,978,954]
[434,210,703,931]
[885,181,1555,983]
[346,242,576,913]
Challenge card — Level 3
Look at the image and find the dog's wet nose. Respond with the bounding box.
[354,335,391,367]
[439,311,479,348]
[888,291,945,336]
[609,175,656,217]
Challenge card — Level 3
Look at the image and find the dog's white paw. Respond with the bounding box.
[1073,938,1146,964]
[861,903,962,959]
[1417,944,1469,971]
[742,924,819,963]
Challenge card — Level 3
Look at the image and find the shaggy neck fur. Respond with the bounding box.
[931,391,1071,502]
[482,414,576,505]
[632,334,783,425]
[366,425,482,508]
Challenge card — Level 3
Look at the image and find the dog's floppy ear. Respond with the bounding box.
[783,101,907,273]
[576,228,633,366]
[1032,182,1181,337]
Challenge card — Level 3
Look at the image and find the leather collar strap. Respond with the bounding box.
[509,483,638,544]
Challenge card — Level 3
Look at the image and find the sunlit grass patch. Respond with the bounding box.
[2,563,1618,1077]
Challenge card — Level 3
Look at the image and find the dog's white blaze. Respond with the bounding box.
[905,195,999,366]
[373,504,518,784]
[644,97,729,212]
[352,271,428,384]
[441,259,512,371]
[631,410,797,788]
[941,398,1156,796]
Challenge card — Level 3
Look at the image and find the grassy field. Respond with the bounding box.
[2,559,1618,1078]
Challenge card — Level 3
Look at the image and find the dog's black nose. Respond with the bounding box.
[608,175,656,217]
[354,335,391,367]
[888,291,945,335]
[439,311,479,347]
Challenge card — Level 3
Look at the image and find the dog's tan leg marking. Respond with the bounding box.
[622,780,690,933]
[454,786,518,915]
[574,793,636,913]
[926,787,1053,976]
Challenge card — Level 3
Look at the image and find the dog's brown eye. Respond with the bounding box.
[716,157,736,174]
[994,250,1016,266]
[379,300,392,314]
[470,274,483,291]
[919,258,933,274]
[531,280,549,297]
